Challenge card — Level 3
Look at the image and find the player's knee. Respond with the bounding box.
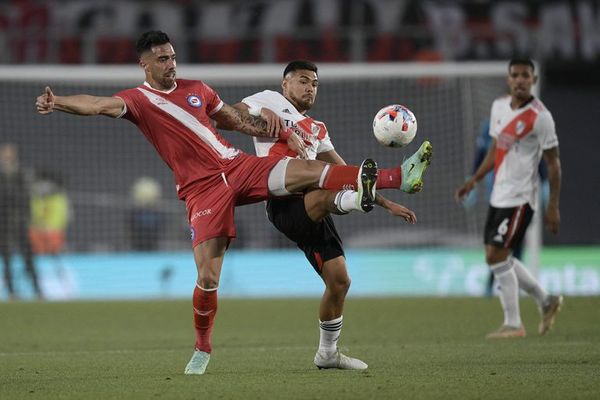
[485,250,510,266]
[327,274,351,296]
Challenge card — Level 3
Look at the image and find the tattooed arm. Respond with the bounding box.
[212,103,282,138]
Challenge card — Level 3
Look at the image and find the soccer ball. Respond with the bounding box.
[372,104,417,148]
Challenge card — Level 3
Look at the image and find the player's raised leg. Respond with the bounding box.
[184,236,228,375]
[274,142,432,199]
[269,158,378,213]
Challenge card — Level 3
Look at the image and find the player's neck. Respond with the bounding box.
[285,95,307,115]
[510,95,534,110]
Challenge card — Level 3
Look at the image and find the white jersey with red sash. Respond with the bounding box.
[489,95,558,210]
[241,90,334,160]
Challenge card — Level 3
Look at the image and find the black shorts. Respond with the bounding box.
[266,197,344,275]
[484,204,534,250]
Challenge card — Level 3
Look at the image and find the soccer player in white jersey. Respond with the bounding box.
[456,58,563,339]
[35,31,432,375]
[222,60,429,370]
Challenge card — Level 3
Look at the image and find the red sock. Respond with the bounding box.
[192,285,218,353]
[321,165,401,190]
[321,165,359,190]
[377,167,402,189]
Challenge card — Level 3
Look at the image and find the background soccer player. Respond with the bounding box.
[225,60,425,370]
[455,58,563,339]
[35,31,432,374]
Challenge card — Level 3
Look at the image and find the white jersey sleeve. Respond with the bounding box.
[537,111,559,150]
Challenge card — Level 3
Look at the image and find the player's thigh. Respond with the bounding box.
[267,197,345,274]
[187,182,237,249]
[284,159,327,193]
[303,189,337,222]
[484,204,533,263]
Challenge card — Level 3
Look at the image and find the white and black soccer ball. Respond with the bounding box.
[372,104,417,148]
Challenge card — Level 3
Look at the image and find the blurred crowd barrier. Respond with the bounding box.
[0,0,599,64]
[3,247,599,300]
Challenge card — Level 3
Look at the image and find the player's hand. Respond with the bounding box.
[544,205,560,234]
[386,201,417,224]
[286,130,308,159]
[260,107,285,137]
[36,86,55,114]
[455,178,476,202]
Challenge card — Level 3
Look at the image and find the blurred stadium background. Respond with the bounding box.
[0,0,598,300]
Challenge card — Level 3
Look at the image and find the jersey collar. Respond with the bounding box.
[143,81,178,94]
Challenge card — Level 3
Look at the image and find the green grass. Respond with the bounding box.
[1,297,599,399]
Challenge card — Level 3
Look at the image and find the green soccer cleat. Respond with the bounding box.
[356,158,378,212]
[184,350,211,375]
[400,140,433,194]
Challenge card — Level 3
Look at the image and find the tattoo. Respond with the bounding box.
[216,104,270,137]
[237,109,271,137]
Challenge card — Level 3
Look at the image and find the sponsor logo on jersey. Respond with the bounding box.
[282,108,291,114]
[187,94,202,108]
[190,227,196,241]
[493,234,504,242]
[311,122,320,135]
[190,208,213,222]
[516,120,525,135]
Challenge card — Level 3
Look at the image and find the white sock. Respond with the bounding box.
[491,259,521,328]
[334,190,360,213]
[511,256,548,307]
[318,316,343,355]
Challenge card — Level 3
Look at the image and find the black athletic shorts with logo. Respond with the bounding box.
[484,204,534,249]
[266,196,344,275]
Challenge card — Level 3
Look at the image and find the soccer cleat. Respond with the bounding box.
[184,350,211,375]
[538,295,563,336]
[485,324,526,339]
[357,158,378,212]
[314,349,368,370]
[400,140,432,194]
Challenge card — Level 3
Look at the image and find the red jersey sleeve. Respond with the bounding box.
[201,82,224,116]
[113,88,142,123]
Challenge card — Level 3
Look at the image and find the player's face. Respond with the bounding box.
[282,70,319,113]
[140,43,177,90]
[507,64,536,102]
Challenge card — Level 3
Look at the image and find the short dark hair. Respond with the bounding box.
[283,60,318,78]
[136,31,171,58]
[509,57,535,72]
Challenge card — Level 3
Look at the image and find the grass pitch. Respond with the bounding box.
[1,297,598,399]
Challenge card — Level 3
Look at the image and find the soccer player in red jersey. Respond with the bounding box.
[456,58,563,339]
[36,31,431,374]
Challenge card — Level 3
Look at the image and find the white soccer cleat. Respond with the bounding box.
[539,295,563,336]
[314,349,368,370]
[400,140,432,194]
[356,158,378,212]
[485,324,526,339]
[184,350,211,375]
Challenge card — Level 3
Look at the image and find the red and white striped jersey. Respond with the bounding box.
[489,95,558,210]
[114,79,239,200]
[242,90,334,160]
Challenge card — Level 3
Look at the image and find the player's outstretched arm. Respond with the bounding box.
[455,139,497,202]
[36,86,124,118]
[215,102,307,158]
[543,146,561,234]
[212,103,282,137]
[375,193,416,224]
